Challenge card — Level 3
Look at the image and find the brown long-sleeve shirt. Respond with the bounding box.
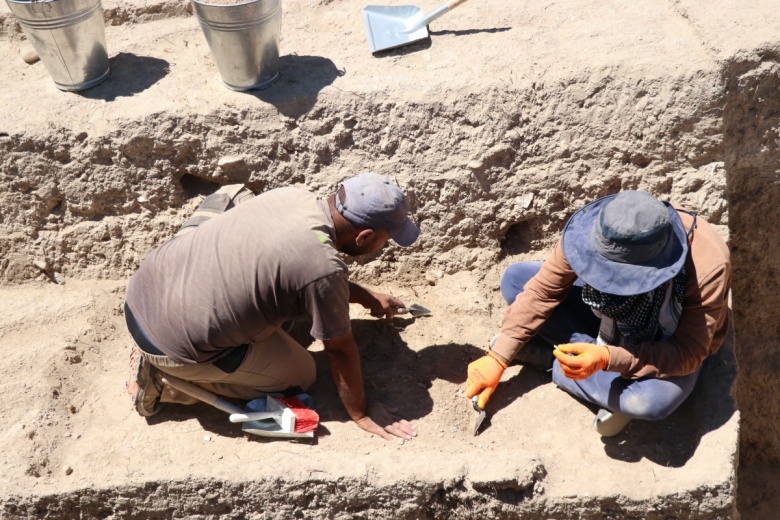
[491,209,731,379]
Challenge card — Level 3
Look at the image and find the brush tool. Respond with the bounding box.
[161,375,318,439]
[230,395,319,434]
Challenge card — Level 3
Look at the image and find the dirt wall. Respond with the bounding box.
[723,48,780,518]
[2,0,779,517]
[0,71,728,285]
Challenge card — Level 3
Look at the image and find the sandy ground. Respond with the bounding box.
[0,264,738,515]
[1,0,777,516]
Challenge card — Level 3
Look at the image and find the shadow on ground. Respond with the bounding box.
[369,37,432,58]
[429,26,512,37]
[305,318,486,424]
[599,327,738,467]
[308,318,558,434]
[143,318,737,459]
[78,53,170,101]
[246,54,345,119]
[369,27,511,58]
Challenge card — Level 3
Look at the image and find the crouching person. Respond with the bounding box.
[466,190,731,436]
[126,173,420,442]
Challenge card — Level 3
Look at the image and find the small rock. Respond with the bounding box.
[32,259,49,271]
[467,159,483,170]
[53,272,65,285]
[198,488,207,497]
[22,50,39,64]
[217,156,244,168]
[63,465,73,476]
[67,404,77,414]
[203,435,211,442]
[425,270,443,286]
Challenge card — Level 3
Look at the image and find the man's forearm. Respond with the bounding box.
[323,334,368,421]
[347,281,375,307]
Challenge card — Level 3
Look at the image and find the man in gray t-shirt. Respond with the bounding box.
[126,173,419,442]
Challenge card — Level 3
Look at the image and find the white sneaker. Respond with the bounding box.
[593,408,632,437]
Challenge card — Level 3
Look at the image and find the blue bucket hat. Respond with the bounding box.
[335,172,420,247]
[561,191,688,296]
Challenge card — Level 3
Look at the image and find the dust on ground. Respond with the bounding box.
[0,261,736,506]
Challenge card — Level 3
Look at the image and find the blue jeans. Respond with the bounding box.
[500,262,702,420]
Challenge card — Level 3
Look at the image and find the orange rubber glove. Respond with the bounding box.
[553,342,610,380]
[465,351,507,409]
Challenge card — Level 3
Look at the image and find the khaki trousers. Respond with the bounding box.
[142,327,316,404]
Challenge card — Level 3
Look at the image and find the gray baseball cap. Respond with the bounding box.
[335,172,420,247]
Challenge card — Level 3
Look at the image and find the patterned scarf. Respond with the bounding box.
[582,269,686,344]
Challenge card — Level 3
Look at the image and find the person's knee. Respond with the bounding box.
[297,353,316,391]
[499,268,519,304]
[281,348,315,392]
[620,393,680,421]
[500,262,541,304]
[551,362,577,391]
[551,367,683,421]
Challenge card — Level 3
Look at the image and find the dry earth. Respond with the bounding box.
[0,274,739,519]
[0,0,779,518]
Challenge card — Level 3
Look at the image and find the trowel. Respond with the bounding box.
[469,395,486,436]
[373,303,432,319]
[363,0,470,54]
[397,303,432,318]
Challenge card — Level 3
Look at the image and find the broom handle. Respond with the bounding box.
[161,375,244,415]
[408,0,470,32]
[229,411,284,423]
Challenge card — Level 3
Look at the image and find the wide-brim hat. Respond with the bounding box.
[561,192,688,296]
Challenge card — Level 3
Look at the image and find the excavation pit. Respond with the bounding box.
[1,0,778,517]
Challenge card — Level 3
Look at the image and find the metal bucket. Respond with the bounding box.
[5,0,110,92]
[191,0,281,91]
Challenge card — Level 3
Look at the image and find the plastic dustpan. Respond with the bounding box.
[161,375,317,440]
[362,0,470,53]
[234,394,316,439]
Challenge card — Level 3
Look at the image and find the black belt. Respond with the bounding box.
[124,303,248,373]
[125,303,166,356]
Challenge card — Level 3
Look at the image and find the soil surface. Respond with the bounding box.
[1,0,778,517]
[0,269,739,519]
